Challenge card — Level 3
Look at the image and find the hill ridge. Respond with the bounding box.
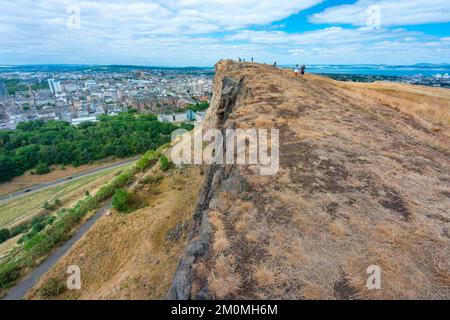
[168,60,450,299]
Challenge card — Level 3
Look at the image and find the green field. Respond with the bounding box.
[0,163,133,228]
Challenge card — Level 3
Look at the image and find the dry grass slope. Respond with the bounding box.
[26,165,204,300]
[191,61,450,300]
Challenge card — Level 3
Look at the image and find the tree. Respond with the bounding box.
[34,162,51,175]
[0,155,17,182]
[0,114,184,182]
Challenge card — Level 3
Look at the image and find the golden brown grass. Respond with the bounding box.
[208,255,241,299]
[192,61,450,300]
[26,165,204,300]
[209,210,230,254]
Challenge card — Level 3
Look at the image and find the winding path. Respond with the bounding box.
[2,203,111,300]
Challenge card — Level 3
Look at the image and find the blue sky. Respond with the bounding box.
[0,0,449,66]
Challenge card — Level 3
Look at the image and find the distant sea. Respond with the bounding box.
[295,64,450,77]
[1,64,450,77]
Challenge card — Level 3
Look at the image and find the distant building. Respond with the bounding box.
[85,80,96,88]
[157,110,206,123]
[47,79,62,95]
[0,82,7,97]
[71,116,98,126]
[64,83,78,92]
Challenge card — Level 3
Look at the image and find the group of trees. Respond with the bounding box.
[186,101,209,112]
[172,101,210,114]
[0,113,193,183]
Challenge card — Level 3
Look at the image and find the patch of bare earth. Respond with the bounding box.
[192,62,450,299]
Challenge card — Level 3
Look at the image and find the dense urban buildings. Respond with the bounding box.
[0,66,213,130]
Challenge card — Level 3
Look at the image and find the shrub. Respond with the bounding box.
[112,189,130,213]
[43,201,52,211]
[44,199,61,211]
[0,228,10,244]
[136,150,158,171]
[112,189,146,213]
[24,233,46,251]
[141,173,163,185]
[149,187,161,195]
[160,155,171,172]
[31,221,46,233]
[10,224,29,237]
[39,278,66,298]
[0,262,21,289]
[95,184,115,202]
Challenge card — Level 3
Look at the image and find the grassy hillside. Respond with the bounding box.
[186,61,450,299]
[27,162,204,299]
[0,146,166,295]
[0,163,134,229]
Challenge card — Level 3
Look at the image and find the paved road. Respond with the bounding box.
[2,203,112,300]
[0,157,138,203]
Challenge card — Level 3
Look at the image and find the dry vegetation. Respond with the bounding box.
[26,164,204,300]
[191,61,450,299]
[337,81,450,152]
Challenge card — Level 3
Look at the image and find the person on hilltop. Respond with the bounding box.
[301,64,306,76]
[294,64,299,76]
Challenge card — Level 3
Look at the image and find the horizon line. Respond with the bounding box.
[1,62,450,68]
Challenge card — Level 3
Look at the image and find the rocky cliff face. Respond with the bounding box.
[168,60,450,299]
[167,61,248,299]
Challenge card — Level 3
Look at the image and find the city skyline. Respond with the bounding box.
[1,0,450,66]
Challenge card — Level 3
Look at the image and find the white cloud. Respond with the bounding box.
[0,0,324,64]
[226,27,422,46]
[1,0,323,35]
[0,0,449,65]
[225,28,450,64]
[310,0,450,27]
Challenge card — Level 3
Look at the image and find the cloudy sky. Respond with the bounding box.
[1,0,449,66]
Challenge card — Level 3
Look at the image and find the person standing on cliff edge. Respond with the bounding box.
[301,64,306,76]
